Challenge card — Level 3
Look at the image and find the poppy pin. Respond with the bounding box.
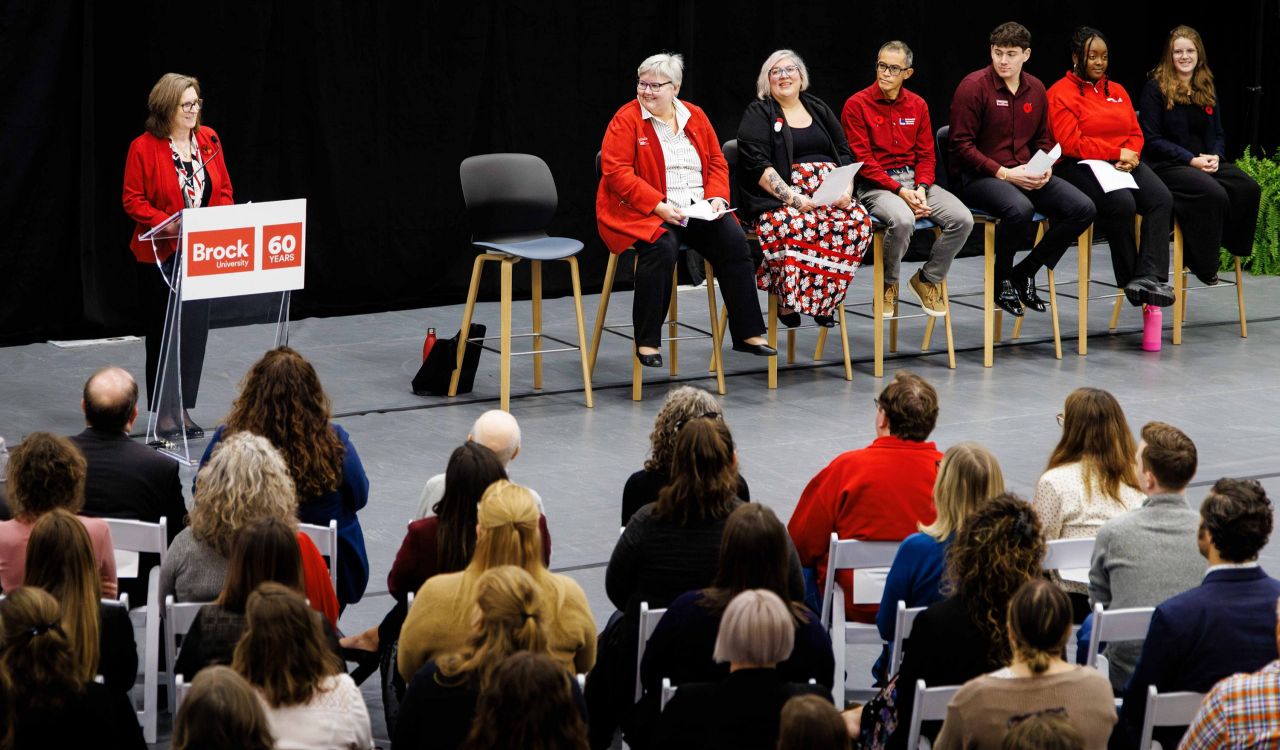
[775,117,784,133]
[1206,106,1214,115]
[875,116,885,125]
[1023,102,1033,114]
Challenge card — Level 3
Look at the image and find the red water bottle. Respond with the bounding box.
[422,327,437,361]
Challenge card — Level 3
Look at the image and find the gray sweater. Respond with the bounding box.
[158,527,228,603]
[1088,492,1206,690]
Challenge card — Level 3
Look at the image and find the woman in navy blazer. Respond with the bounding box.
[122,73,234,438]
[1138,26,1260,284]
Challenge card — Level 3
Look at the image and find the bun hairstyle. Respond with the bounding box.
[1007,579,1073,675]
[0,587,81,715]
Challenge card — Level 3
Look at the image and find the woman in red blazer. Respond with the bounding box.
[122,73,234,438]
[596,53,773,368]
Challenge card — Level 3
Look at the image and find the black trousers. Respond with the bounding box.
[631,217,766,349]
[136,257,209,411]
[1153,162,1261,277]
[957,175,1097,282]
[1056,161,1173,288]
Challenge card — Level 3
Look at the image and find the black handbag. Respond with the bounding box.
[411,324,486,396]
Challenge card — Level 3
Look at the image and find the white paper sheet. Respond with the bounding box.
[1025,143,1062,176]
[681,200,737,221]
[1080,159,1139,192]
[811,163,863,206]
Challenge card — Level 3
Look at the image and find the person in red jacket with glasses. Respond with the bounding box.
[1048,27,1176,309]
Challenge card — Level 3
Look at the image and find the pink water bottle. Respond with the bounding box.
[1142,305,1162,352]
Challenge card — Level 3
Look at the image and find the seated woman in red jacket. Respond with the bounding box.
[596,53,775,368]
[1047,27,1175,310]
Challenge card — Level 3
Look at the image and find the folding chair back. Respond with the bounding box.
[1138,686,1204,750]
[175,674,190,711]
[1086,603,1155,670]
[635,602,668,702]
[1043,537,1096,572]
[890,601,927,676]
[820,534,901,626]
[104,516,168,743]
[906,679,962,749]
[299,519,339,596]
[660,677,677,711]
[164,596,208,708]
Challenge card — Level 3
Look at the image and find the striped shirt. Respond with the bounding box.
[640,98,704,207]
[1180,661,1280,749]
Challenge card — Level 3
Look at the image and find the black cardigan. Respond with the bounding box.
[1137,79,1226,170]
[735,92,855,218]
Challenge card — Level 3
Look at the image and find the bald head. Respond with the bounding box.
[82,366,139,433]
[469,410,522,465]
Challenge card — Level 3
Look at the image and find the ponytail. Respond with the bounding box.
[1007,579,1072,675]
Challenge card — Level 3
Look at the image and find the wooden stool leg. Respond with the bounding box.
[838,304,853,381]
[1079,228,1090,355]
[1049,269,1062,359]
[668,267,678,375]
[531,260,543,390]
[815,324,828,360]
[706,266,726,396]
[589,253,619,376]
[889,300,899,353]
[982,222,995,367]
[1172,228,1184,345]
[709,303,727,374]
[1108,296,1124,331]
[942,281,956,369]
[498,259,514,412]
[1012,313,1024,340]
[922,316,935,351]
[566,256,593,408]
[873,232,885,377]
[767,295,779,389]
[787,328,796,364]
[1236,256,1247,338]
[995,310,1004,343]
[632,255,644,401]
[449,254,488,397]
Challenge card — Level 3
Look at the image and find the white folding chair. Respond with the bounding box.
[905,679,962,749]
[660,677,677,711]
[890,601,927,677]
[175,674,190,711]
[1086,603,1155,671]
[299,519,339,596]
[1139,686,1204,750]
[104,516,168,744]
[164,595,208,709]
[819,533,901,703]
[1042,537,1096,585]
[635,601,668,702]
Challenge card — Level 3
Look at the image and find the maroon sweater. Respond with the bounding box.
[947,66,1053,181]
[387,515,552,601]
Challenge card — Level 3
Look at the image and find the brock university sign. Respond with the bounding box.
[181,199,306,301]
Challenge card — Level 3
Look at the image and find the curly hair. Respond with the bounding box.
[944,493,1046,664]
[0,587,82,715]
[462,652,588,750]
[191,432,298,557]
[1047,388,1139,506]
[5,432,86,521]
[438,566,551,691]
[1150,25,1216,109]
[644,386,726,472]
[224,346,345,500]
[233,583,343,708]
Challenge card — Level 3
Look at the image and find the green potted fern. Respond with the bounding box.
[1222,147,1280,275]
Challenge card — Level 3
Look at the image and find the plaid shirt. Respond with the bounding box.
[1181,661,1280,749]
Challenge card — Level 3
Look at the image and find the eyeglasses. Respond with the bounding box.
[876,62,908,77]
[674,411,721,431]
[769,65,800,78]
[636,80,673,92]
[872,398,883,411]
[179,99,204,113]
[1056,413,1065,427]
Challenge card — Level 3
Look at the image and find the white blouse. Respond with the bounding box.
[640,98,704,207]
[260,673,374,750]
[1033,462,1145,594]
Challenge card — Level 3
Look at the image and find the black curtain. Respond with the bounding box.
[2,0,1276,345]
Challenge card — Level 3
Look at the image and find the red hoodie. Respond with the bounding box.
[1047,71,1144,161]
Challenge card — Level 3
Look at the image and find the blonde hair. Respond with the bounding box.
[756,49,810,100]
[145,72,201,138]
[637,52,684,90]
[919,443,1005,541]
[439,566,551,691]
[23,509,101,684]
[191,432,299,557]
[713,589,795,665]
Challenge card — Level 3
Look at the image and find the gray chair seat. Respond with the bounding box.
[475,236,584,260]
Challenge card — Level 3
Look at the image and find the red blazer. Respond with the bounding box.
[122,126,234,263]
[595,99,730,254]
[298,531,340,626]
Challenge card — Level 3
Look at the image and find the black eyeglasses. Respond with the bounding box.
[636,80,673,92]
[675,411,721,431]
[179,99,204,113]
[876,62,909,77]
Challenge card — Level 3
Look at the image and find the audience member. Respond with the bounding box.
[0,432,116,597]
[160,432,338,623]
[848,494,1046,749]
[1118,478,1280,746]
[199,345,370,608]
[1000,712,1086,750]
[23,509,136,694]
[175,518,340,680]
[398,480,595,681]
[1180,597,1280,748]
[947,20,1096,317]
[777,694,852,750]
[0,587,145,749]
[0,662,11,750]
[1086,421,1205,690]
[842,40,973,317]
[933,579,1116,748]
[460,652,590,750]
[71,366,187,604]
[1033,387,1143,616]
[875,442,1004,681]
[171,665,274,750]
[653,589,831,749]
[790,370,941,619]
[622,386,750,525]
[419,410,545,518]
[233,583,373,750]
[394,566,565,750]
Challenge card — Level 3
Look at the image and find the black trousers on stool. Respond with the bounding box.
[1153,162,1261,277]
[1056,160,1173,288]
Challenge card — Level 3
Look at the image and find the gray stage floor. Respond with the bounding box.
[3,242,1279,747]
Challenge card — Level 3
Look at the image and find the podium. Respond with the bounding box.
[139,199,306,464]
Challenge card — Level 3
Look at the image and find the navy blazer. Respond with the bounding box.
[1137,79,1225,170]
[1118,566,1280,743]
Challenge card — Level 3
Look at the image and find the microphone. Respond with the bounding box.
[181,135,221,200]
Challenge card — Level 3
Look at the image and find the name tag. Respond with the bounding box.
[996,99,1010,107]
[898,117,916,126]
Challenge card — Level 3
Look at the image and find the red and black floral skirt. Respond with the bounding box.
[754,161,872,317]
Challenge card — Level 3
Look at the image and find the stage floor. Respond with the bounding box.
[4,243,1279,746]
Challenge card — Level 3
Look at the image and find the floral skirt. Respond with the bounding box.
[755,161,872,317]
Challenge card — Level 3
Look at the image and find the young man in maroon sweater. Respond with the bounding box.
[947,21,1096,317]
[788,370,942,623]
[843,41,974,318]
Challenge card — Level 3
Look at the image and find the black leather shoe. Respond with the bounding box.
[1194,270,1220,286]
[182,422,205,439]
[1128,277,1175,307]
[995,280,1024,317]
[1015,275,1047,312]
[812,315,836,328]
[732,341,778,357]
[777,309,802,328]
[636,349,663,368]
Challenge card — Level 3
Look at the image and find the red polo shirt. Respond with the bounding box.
[842,83,937,193]
[947,66,1053,180]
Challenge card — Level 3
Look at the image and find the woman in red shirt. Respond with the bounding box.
[1047,27,1175,310]
[596,53,774,368]
[122,73,234,438]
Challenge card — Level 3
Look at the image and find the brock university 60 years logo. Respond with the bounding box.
[187,227,256,276]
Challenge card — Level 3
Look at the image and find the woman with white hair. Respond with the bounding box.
[652,589,830,749]
[737,49,873,328]
[596,52,776,369]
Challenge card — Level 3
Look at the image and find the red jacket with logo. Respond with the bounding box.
[122,126,233,262]
[1047,71,1144,161]
[841,83,937,192]
[595,99,730,254]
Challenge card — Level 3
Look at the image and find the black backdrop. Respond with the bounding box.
[2,0,1276,345]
